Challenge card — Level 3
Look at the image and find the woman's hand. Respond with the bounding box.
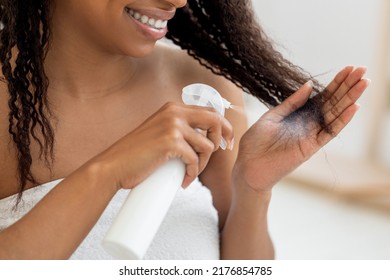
[233,66,370,193]
[90,102,233,190]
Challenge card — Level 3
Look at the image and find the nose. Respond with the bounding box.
[165,0,187,9]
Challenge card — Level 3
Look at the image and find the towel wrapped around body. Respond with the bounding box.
[0,177,220,260]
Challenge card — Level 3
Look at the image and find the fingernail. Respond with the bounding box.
[306,80,313,87]
[220,138,227,150]
[228,138,235,151]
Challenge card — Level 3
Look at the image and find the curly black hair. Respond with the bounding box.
[0,0,54,203]
[0,0,328,202]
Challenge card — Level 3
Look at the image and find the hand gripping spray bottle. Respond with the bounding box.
[102,83,232,259]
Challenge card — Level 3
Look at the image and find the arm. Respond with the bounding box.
[0,163,116,259]
[199,77,274,259]
[0,103,233,259]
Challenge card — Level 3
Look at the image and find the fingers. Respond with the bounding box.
[270,66,367,122]
[271,80,313,119]
[322,66,370,127]
[183,126,215,172]
[178,141,201,188]
[186,106,234,150]
[317,66,370,146]
[322,66,367,117]
[184,107,233,186]
[317,103,360,147]
[161,104,234,187]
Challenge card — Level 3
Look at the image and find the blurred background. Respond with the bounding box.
[247,0,390,259]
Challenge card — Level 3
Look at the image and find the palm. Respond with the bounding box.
[235,66,370,192]
[244,111,318,162]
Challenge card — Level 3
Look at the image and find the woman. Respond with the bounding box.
[0,0,369,259]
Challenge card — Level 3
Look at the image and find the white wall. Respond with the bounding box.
[250,0,390,163]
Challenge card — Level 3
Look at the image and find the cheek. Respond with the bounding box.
[105,18,159,57]
[58,3,158,57]
[106,11,161,57]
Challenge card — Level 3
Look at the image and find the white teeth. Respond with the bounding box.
[155,19,163,29]
[126,8,168,30]
[140,15,148,24]
[134,12,141,20]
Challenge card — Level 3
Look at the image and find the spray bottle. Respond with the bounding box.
[102,83,232,259]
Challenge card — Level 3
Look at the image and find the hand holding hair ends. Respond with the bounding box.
[282,85,331,136]
[233,66,369,193]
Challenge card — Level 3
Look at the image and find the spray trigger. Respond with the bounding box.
[182,83,232,149]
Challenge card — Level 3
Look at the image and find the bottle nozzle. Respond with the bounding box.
[222,98,231,109]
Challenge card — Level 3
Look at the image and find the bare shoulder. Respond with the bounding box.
[155,40,245,108]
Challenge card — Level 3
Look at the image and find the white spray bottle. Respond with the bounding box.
[102,83,232,259]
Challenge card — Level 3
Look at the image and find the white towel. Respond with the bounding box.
[0,177,220,259]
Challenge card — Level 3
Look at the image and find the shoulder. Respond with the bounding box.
[154,40,246,110]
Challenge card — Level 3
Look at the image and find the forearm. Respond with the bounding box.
[220,183,274,260]
[0,162,117,259]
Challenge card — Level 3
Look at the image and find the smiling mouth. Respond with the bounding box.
[125,8,168,30]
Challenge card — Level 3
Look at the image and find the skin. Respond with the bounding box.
[0,0,369,259]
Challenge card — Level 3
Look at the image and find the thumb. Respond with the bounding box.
[272,81,313,118]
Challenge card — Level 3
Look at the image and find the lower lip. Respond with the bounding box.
[126,13,168,41]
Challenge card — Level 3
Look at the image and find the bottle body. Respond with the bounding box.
[102,159,185,259]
